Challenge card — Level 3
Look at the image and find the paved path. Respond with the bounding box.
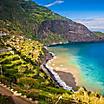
[0,85,37,104]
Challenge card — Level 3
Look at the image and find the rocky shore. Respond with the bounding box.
[41,47,77,92]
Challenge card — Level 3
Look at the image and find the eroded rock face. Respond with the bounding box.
[38,20,97,42]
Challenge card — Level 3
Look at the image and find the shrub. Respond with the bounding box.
[0,94,15,104]
[17,77,38,89]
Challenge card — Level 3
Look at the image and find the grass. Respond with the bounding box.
[0,94,15,104]
[0,33,104,104]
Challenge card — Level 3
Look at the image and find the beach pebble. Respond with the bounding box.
[1,83,4,86]
[7,87,10,90]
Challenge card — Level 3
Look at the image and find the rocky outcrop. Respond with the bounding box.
[1,0,104,44]
[38,20,99,42]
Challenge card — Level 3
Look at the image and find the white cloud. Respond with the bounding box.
[75,18,104,32]
[45,0,64,7]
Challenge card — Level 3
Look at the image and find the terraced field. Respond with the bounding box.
[1,33,104,104]
[0,34,47,81]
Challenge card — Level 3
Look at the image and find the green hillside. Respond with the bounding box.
[0,0,65,38]
[0,33,72,103]
[1,0,103,45]
[0,31,104,104]
[0,0,104,103]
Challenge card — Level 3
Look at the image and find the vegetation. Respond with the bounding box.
[94,31,104,39]
[41,33,67,45]
[0,31,104,104]
[0,94,15,104]
[94,31,104,36]
[0,33,72,103]
[0,0,66,39]
[0,0,104,104]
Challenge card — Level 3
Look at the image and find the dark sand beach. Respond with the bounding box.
[47,56,81,90]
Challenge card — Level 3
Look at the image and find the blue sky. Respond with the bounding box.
[33,0,104,32]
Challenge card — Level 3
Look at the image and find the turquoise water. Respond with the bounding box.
[49,42,104,95]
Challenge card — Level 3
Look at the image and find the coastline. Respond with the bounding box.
[46,40,104,91]
[47,55,80,90]
[47,40,104,47]
[46,41,104,96]
[43,41,104,94]
[41,47,75,91]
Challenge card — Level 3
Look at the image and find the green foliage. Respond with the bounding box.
[17,77,38,89]
[94,32,104,36]
[0,34,47,83]
[42,87,72,95]
[1,34,104,103]
[1,1,104,103]
[0,0,66,39]
[41,33,67,45]
[0,94,15,104]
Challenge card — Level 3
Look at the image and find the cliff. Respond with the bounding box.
[1,0,104,103]
[0,0,104,45]
[0,0,65,38]
[38,20,95,43]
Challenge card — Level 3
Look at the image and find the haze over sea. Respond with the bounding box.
[48,42,104,95]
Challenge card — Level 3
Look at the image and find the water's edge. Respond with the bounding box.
[49,41,104,94]
[41,47,74,92]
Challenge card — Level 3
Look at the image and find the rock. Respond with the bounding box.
[38,20,102,42]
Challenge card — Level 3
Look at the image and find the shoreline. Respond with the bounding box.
[47,55,80,90]
[47,40,104,47]
[43,46,81,90]
[46,40,104,91]
[46,48,104,95]
[46,43,104,96]
[43,42,104,96]
[41,47,75,91]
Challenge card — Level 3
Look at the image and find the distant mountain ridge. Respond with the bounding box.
[0,0,104,44]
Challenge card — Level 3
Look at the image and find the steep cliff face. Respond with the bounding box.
[0,0,65,38]
[0,0,104,44]
[38,20,95,42]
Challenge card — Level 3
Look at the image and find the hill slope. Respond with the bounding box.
[0,33,104,104]
[1,0,104,45]
[0,0,65,38]
[1,0,104,103]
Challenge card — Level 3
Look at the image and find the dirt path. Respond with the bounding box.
[0,85,37,104]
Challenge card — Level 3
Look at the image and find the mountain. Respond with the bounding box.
[1,31,104,104]
[1,0,104,103]
[38,20,94,44]
[0,0,65,38]
[1,0,104,45]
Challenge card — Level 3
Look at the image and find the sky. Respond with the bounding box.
[33,0,104,32]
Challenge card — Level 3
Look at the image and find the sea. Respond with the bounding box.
[48,42,104,95]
